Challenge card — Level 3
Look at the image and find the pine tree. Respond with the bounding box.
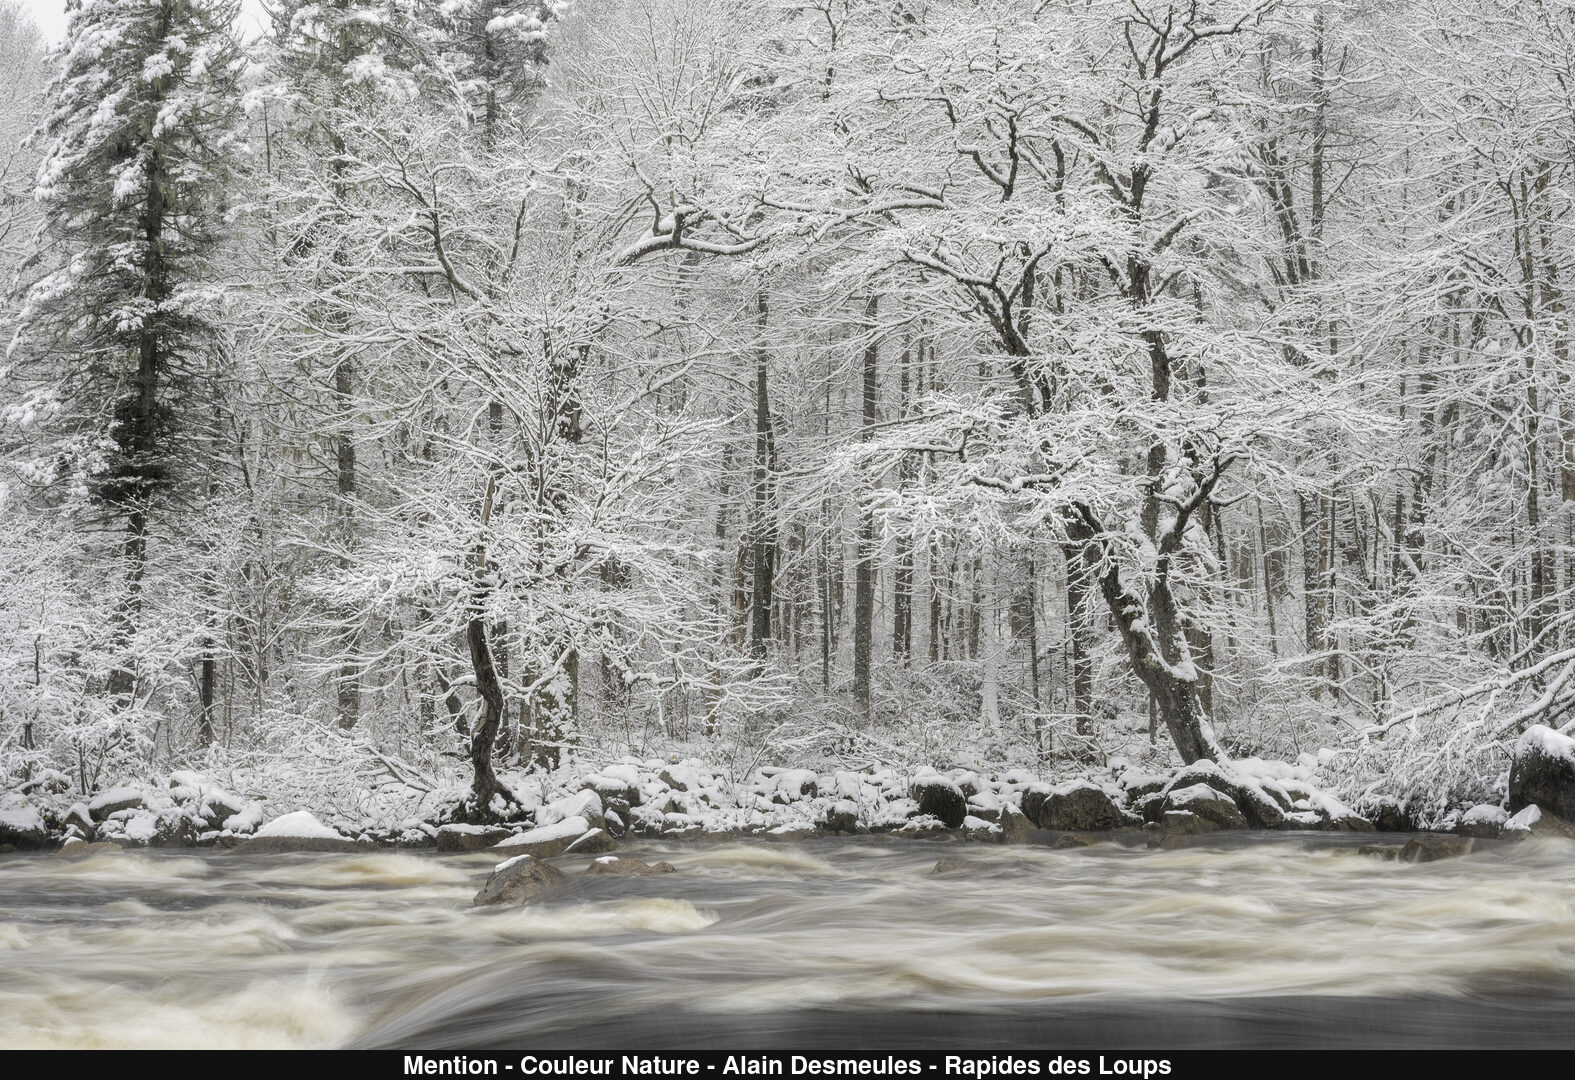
[14,0,244,698]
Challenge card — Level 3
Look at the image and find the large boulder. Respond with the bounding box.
[1150,809,1220,838]
[999,803,1035,844]
[1508,725,1575,822]
[1456,805,1509,840]
[0,806,50,850]
[473,854,568,906]
[1035,780,1126,831]
[88,787,144,822]
[821,800,861,835]
[564,828,617,856]
[1163,762,1285,830]
[583,768,643,808]
[1162,784,1247,830]
[491,816,590,859]
[910,776,967,828]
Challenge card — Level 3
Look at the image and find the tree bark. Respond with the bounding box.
[852,296,878,718]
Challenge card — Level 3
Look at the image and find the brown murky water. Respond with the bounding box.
[2,835,1572,1049]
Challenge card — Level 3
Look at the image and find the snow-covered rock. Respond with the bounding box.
[820,799,861,834]
[256,810,343,839]
[88,787,144,822]
[0,805,48,850]
[492,815,590,858]
[1502,803,1575,840]
[223,803,265,835]
[564,828,616,856]
[1036,779,1126,831]
[1456,804,1508,839]
[909,774,966,827]
[1162,760,1286,829]
[536,788,603,828]
[229,810,363,854]
[1163,783,1247,830]
[1509,725,1575,824]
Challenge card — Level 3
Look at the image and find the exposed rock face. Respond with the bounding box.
[473,854,568,906]
[1508,725,1575,822]
[584,857,675,876]
[910,777,967,828]
[1162,784,1247,830]
[1035,780,1125,831]
[436,824,514,853]
[564,828,617,856]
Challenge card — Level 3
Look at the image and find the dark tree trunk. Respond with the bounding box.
[198,641,216,746]
[1066,503,1225,766]
[464,478,518,820]
[748,291,775,662]
[334,355,361,729]
[852,296,878,718]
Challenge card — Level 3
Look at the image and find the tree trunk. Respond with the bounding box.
[748,291,774,662]
[464,477,518,820]
[852,295,878,718]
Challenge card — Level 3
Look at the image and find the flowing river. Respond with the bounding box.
[2,834,1573,1050]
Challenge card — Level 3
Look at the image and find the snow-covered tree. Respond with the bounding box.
[9,0,245,701]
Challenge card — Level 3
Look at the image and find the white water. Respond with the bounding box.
[2,836,1572,1049]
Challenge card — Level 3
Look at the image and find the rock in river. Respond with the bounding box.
[474,854,568,906]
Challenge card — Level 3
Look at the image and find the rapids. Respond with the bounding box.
[1,834,1571,1049]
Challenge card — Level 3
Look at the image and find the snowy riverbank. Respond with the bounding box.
[6,725,1575,855]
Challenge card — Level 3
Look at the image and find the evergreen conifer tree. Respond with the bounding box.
[13,0,244,698]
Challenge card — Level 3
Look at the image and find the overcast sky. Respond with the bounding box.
[13,0,64,42]
[11,0,267,45]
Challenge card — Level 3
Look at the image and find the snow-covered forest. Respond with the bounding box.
[2,0,1574,831]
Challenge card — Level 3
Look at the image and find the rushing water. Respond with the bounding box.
[2,834,1573,1050]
